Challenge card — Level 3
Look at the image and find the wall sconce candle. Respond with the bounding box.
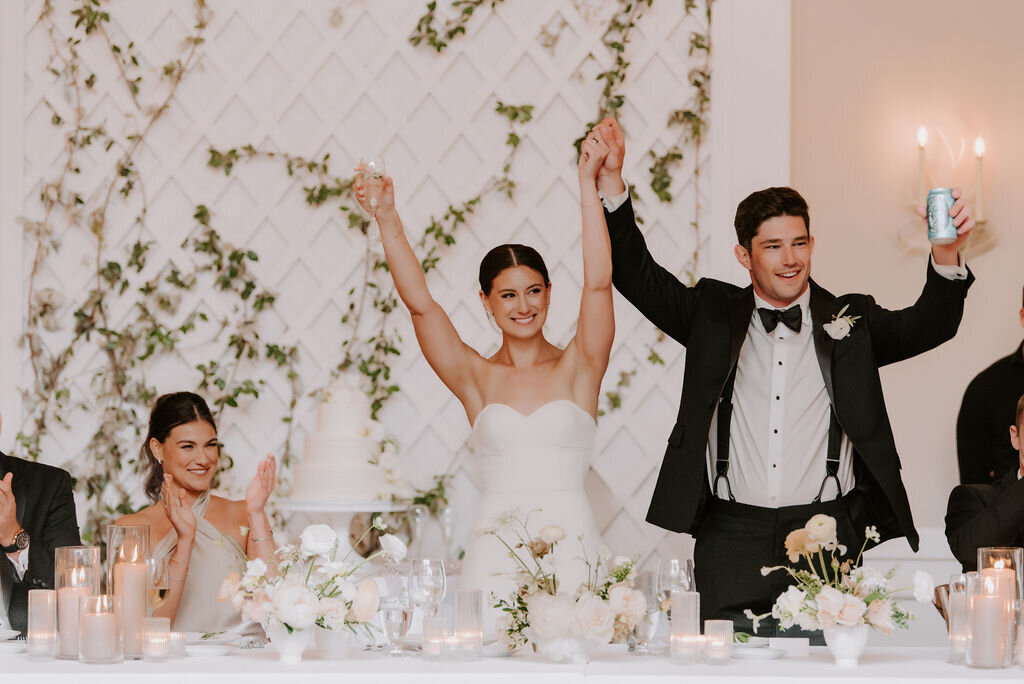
[917,126,928,203]
[973,137,985,222]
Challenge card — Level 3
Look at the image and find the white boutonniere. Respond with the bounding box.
[822,304,860,340]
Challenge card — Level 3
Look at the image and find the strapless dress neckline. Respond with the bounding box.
[474,399,597,426]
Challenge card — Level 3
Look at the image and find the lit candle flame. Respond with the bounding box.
[994,559,1005,569]
[974,136,985,158]
[917,126,928,148]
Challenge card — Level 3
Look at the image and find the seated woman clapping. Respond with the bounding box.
[114,392,277,633]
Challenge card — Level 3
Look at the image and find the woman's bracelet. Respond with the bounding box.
[249,535,274,543]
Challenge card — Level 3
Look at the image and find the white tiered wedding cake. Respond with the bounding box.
[290,378,392,503]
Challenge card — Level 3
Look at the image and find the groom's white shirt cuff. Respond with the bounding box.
[601,188,969,279]
[599,188,630,213]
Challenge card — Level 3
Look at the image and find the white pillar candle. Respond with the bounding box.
[114,561,148,657]
[79,612,119,662]
[57,587,88,658]
[968,593,1010,667]
[27,589,57,660]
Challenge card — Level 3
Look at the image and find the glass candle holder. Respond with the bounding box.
[27,589,57,659]
[948,573,968,664]
[967,570,1014,668]
[79,595,122,664]
[55,546,101,659]
[455,590,482,658]
[168,631,186,659]
[141,616,171,661]
[669,590,700,664]
[106,524,150,659]
[422,609,450,662]
[704,619,733,665]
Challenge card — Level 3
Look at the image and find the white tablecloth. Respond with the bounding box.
[7,646,1024,683]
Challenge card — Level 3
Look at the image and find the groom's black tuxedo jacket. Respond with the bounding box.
[606,197,974,551]
[0,452,81,632]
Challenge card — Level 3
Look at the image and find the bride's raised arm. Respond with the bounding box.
[353,176,482,407]
[571,129,615,381]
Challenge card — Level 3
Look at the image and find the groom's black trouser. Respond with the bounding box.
[692,494,859,645]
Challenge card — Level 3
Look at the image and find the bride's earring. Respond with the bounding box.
[486,311,502,347]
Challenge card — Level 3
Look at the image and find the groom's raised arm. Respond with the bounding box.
[595,118,699,346]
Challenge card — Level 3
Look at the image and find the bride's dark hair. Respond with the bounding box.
[142,392,217,502]
[478,244,550,295]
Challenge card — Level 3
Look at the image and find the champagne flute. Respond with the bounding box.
[657,557,694,621]
[632,570,660,655]
[147,556,169,612]
[382,596,413,657]
[357,156,386,241]
[409,558,446,618]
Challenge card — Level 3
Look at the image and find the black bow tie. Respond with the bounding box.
[758,305,802,333]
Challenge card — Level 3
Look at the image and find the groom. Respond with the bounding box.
[591,118,974,638]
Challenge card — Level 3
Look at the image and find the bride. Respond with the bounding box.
[354,126,614,631]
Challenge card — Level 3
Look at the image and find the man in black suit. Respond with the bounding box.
[588,118,974,638]
[956,286,1024,484]
[946,393,1024,571]
[1,414,81,633]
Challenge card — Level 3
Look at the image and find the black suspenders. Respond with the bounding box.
[714,365,843,503]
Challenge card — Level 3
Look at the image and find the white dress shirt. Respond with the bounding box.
[0,549,31,631]
[604,187,968,508]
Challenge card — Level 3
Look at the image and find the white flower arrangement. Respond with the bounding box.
[822,304,860,340]
[748,515,931,635]
[486,510,644,658]
[219,517,407,636]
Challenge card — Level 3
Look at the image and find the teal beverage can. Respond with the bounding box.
[926,188,957,245]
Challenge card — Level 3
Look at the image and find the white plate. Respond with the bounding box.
[732,646,785,660]
[733,636,769,648]
[185,643,236,657]
[184,631,240,645]
[480,642,514,657]
[0,629,21,641]
[0,641,27,655]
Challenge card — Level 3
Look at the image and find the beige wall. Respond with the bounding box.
[792,0,1024,531]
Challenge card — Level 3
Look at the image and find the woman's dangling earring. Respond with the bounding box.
[486,311,502,348]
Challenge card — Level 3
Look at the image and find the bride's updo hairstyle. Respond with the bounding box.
[142,392,217,502]
[478,244,550,296]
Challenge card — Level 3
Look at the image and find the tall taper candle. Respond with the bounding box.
[114,561,148,657]
[973,137,985,222]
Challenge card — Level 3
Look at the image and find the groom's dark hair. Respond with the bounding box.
[479,244,550,296]
[734,186,810,252]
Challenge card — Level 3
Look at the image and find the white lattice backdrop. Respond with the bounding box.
[9,0,709,566]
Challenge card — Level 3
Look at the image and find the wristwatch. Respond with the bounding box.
[1,527,29,554]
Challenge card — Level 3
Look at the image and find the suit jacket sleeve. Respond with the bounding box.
[866,259,974,368]
[605,196,699,346]
[19,468,81,590]
[945,478,1024,570]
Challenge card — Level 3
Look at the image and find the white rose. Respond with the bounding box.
[913,570,935,604]
[836,594,867,625]
[607,585,646,627]
[347,579,379,623]
[300,524,338,557]
[796,608,819,631]
[526,593,573,640]
[804,514,838,544]
[317,596,350,630]
[539,525,566,544]
[271,580,317,630]
[241,558,268,589]
[572,592,615,645]
[865,598,896,634]
[815,586,844,628]
[378,533,407,562]
[334,578,357,604]
[772,585,807,628]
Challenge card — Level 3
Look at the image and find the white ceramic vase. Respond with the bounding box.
[315,625,351,660]
[267,624,313,665]
[823,624,870,667]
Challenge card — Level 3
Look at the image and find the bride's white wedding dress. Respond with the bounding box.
[461,399,605,635]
